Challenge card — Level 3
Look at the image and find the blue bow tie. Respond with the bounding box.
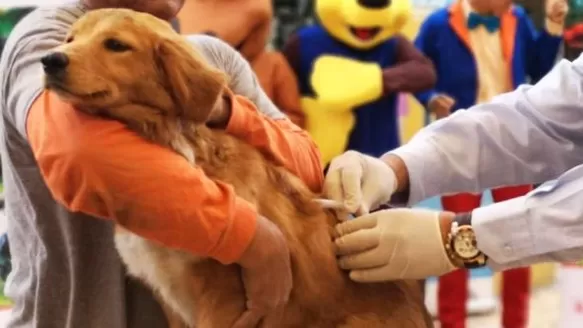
[467,12,500,32]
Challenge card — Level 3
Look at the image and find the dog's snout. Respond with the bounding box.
[357,0,391,9]
[41,52,69,75]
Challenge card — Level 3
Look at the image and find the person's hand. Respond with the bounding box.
[324,151,398,216]
[428,94,455,119]
[546,0,569,25]
[334,209,457,282]
[232,215,292,328]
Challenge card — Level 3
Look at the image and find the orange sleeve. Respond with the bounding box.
[226,95,324,193]
[271,52,305,128]
[26,91,256,264]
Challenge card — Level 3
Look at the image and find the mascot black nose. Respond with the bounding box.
[358,0,391,9]
[41,52,69,76]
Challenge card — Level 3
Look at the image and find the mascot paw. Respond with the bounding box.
[311,56,383,108]
[302,97,355,165]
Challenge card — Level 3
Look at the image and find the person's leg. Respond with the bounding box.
[492,185,533,328]
[438,193,482,328]
[491,185,532,201]
[500,267,530,328]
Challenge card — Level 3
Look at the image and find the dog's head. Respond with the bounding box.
[42,8,227,123]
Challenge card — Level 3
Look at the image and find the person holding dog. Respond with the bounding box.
[0,0,323,327]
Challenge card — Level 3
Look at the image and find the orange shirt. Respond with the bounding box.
[26,91,323,264]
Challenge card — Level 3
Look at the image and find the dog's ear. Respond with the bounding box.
[155,37,227,123]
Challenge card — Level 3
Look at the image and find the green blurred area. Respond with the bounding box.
[0,279,11,307]
[567,0,583,26]
[0,7,35,38]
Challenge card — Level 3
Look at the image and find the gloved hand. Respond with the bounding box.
[324,151,397,216]
[334,209,457,282]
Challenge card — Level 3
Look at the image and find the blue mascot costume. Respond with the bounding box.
[283,0,436,165]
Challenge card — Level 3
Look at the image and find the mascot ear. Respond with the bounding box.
[155,37,227,123]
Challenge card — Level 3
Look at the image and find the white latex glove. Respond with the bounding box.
[334,208,457,282]
[324,151,397,216]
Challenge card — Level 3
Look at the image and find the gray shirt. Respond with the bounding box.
[0,3,282,327]
[390,54,583,271]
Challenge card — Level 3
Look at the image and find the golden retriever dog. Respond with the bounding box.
[42,8,433,328]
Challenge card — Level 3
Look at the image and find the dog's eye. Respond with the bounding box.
[103,38,132,52]
[65,36,74,43]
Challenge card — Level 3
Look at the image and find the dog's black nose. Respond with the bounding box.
[357,0,391,9]
[41,52,69,75]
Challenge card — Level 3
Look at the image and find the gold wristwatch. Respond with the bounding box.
[444,212,488,269]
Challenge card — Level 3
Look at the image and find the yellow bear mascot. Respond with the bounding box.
[283,0,436,165]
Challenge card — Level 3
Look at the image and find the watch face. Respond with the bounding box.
[453,229,480,259]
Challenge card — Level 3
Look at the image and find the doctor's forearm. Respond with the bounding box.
[386,58,583,206]
[474,165,583,271]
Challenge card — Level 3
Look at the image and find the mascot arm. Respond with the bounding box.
[272,52,305,128]
[381,35,437,96]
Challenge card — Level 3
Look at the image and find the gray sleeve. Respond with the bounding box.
[390,56,583,206]
[1,8,73,138]
[186,34,285,120]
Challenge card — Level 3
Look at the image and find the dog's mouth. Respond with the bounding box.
[46,79,109,100]
[349,26,381,41]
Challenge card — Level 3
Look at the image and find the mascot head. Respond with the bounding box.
[177,0,272,60]
[316,0,411,50]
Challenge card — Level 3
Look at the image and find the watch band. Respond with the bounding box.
[453,212,472,226]
[446,212,488,269]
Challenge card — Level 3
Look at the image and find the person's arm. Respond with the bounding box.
[271,52,305,128]
[386,55,583,206]
[380,35,436,95]
[333,169,583,281]
[472,164,583,271]
[189,35,323,192]
[27,91,257,264]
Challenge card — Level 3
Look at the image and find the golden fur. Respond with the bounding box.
[44,8,433,328]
